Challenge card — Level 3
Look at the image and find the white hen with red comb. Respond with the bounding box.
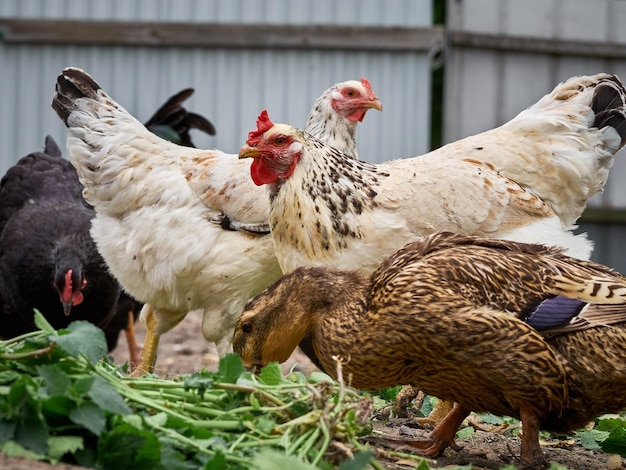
[51,67,382,373]
[239,73,626,276]
[305,77,382,159]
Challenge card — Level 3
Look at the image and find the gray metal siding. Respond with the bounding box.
[0,0,433,173]
[445,0,626,208]
[445,0,626,271]
[579,221,626,274]
[0,0,430,25]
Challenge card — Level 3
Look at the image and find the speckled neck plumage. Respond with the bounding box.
[304,97,358,158]
[268,132,388,262]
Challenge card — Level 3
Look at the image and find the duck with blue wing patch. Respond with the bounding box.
[233,231,626,470]
[238,73,626,426]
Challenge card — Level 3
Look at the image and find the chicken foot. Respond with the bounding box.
[420,398,455,428]
[124,310,141,370]
[130,304,187,376]
[395,385,454,428]
[130,305,160,377]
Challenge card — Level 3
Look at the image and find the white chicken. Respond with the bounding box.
[51,67,381,374]
[303,77,380,160]
[239,73,626,274]
[238,72,626,425]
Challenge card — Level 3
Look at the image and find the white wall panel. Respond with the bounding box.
[445,0,626,208]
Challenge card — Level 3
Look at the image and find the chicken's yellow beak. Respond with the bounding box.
[238,145,260,160]
[363,98,383,112]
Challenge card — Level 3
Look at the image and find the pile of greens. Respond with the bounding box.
[2,312,624,470]
[0,312,380,469]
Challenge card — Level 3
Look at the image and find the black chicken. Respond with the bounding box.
[0,136,121,340]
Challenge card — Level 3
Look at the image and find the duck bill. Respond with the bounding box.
[243,361,264,375]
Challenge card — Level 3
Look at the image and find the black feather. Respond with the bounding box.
[0,138,121,342]
[144,88,216,147]
[52,68,216,148]
[592,76,626,148]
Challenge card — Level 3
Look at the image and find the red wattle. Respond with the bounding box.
[347,108,367,122]
[72,291,84,306]
[62,270,74,303]
[250,159,278,185]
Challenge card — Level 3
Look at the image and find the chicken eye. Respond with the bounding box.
[345,89,355,97]
[274,136,285,145]
[242,321,252,334]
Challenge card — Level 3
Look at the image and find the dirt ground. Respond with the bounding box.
[2,311,625,469]
[368,417,625,470]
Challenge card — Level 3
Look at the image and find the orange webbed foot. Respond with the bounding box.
[406,430,462,457]
[408,403,470,457]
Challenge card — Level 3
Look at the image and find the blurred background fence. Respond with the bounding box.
[1,0,625,270]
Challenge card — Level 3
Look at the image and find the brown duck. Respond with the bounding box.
[233,232,626,470]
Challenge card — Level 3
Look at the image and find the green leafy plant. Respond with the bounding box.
[578,415,626,456]
[0,312,380,469]
[4,312,622,469]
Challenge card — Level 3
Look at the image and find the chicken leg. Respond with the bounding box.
[124,310,141,369]
[130,304,187,376]
[130,305,159,376]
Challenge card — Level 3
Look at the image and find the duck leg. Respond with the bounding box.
[408,402,470,457]
[519,407,548,470]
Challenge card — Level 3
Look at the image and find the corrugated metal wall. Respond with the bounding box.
[0,0,433,173]
[444,0,626,207]
[6,0,625,270]
[0,0,429,25]
[445,0,626,271]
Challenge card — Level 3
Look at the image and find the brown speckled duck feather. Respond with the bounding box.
[233,232,626,469]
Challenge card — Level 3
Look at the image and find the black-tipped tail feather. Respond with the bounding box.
[592,75,626,150]
[52,67,216,148]
[51,67,101,125]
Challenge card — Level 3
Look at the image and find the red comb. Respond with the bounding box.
[360,77,374,97]
[247,110,275,146]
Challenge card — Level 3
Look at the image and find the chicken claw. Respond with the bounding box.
[395,385,455,429]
